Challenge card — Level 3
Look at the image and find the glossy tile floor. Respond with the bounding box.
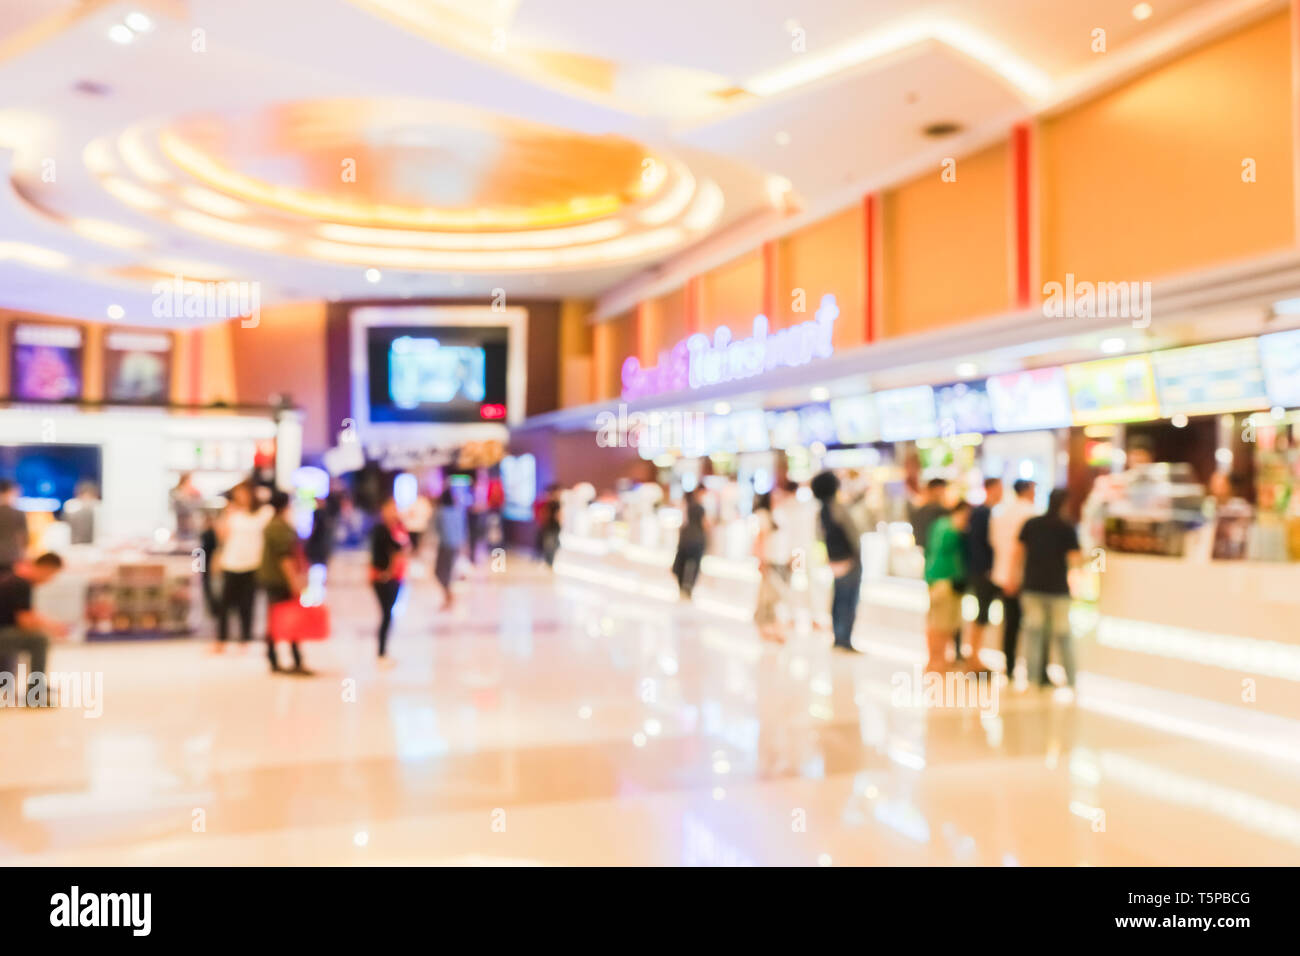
[2,553,1298,866]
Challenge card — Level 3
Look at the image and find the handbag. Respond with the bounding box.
[268,598,331,642]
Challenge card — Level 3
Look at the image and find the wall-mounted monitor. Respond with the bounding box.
[366,325,508,424]
[1259,328,1300,409]
[874,385,938,441]
[933,380,994,434]
[829,396,880,444]
[0,444,102,510]
[105,330,173,404]
[986,367,1071,432]
[10,323,83,402]
[1151,337,1268,416]
[1065,355,1159,424]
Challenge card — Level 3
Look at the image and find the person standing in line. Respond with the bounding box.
[964,477,1002,669]
[170,472,203,542]
[214,483,268,652]
[672,488,708,599]
[0,553,66,705]
[538,496,562,568]
[433,488,468,610]
[369,496,409,665]
[924,500,972,673]
[305,494,337,572]
[1015,488,1082,693]
[0,480,29,573]
[990,479,1038,680]
[908,478,949,563]
[751,487,793,643]
[259,490,311,676]
[811,471,863,653]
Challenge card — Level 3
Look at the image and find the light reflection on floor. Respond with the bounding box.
[1,554,1298,866]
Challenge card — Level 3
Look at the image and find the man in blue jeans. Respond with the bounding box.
[811,471,864,653]
[1015,488,1081,690]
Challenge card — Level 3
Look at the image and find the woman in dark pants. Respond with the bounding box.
[811,471,863,653]
[672,489,708,599]
[369,496,409,664]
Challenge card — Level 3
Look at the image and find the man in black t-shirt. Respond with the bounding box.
[1016,489,1081,690]
[0,552,66,704]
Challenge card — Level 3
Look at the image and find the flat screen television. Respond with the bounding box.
[10,323,84,402]
[0,444,102,510]
[366,326,508,423]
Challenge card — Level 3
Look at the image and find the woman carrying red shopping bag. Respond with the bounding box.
[369,496,410,666]
[259,490,324,676]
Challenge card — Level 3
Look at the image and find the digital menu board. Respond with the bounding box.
[796,404,837,446]
[765,410,801,450]
[731,410,771,452]
[874,385,938,441]
[933,381,994,434]
[105,330,173,403]
[829,396,879,444]
[10,323,83,402]
[1259,328,1300,409]
[1065,355,1159,425]
[986,367,1071,432]
[1151,337,1268,416]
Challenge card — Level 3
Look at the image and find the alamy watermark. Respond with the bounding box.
[0,668,103,717]
[1042,273,1151,329]
[152,274,261,328]
[595,404,708,450]
[890,664,999,716]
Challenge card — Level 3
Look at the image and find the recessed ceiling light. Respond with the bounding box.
[955,362,978,377]
[125,12,153,32]
[108,24,134,44]
[106,304,125,320]
[1132,3,1154,21]
[364,268,382,283]
[1100,337,1127,354]
[774,130,791,147]
[713,402,731,415]
[810,386,830,402]
[1171,413,1188,428]
[922,121,962,138]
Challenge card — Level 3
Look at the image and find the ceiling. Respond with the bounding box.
[0,0,1275,326]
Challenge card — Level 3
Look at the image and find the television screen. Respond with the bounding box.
[1065,355,1160,424]
[0,444,102,510]
[986,368,1072,432]
[934,381,994,434]
[366,326,508,423]
[10,323,83,402]
[1151,337,1268,416]
[1259,328,1300,409]
[829,396,879,444]
[105,330,173,403]
[875,385,938,441]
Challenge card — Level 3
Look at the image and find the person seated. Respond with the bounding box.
[0,553,67,706]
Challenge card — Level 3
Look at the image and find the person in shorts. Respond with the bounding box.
[924,500,971,673]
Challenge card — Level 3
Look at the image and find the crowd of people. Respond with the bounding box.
[664,467,1084,689]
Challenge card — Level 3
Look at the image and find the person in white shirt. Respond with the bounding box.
[752,483,796,642]
[989,478,1037,679]
[403,493,434,556]
[214,482,271,652]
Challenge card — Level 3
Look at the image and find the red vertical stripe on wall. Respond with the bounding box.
[863,193,877,343]
[1012,122,1033,308]
[761,241,777,322]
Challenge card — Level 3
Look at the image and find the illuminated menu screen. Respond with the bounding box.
[1065,355,1160,425]
[1259,328,1300,409]
[874,385,938,441]
[796,404,837,446]
[829,396,880,444]
[933,381,994,434]
[986,367,1071,432]
[1151,338,1268,416]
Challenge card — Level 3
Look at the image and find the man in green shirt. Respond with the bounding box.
[258,490,311,675]
[923,500,971,674]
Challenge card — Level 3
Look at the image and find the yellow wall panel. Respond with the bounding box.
[883,142,1011,338]
[698,250,764,338]
[777,204,866,349]
[1041,12,1294,284]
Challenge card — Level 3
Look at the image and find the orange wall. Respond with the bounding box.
[697,250,764,339]
[228,301,327,452]
[774,204,868,349]
[1041,11,1294,284]
[882,141,1011,338]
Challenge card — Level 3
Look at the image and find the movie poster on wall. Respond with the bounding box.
[10,323,84,401]
[104,330,174,403]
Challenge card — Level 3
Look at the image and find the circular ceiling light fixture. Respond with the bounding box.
[1100,337,1127,354]
[106,304,125,320]
[955,362,979,378]
[1132,4,1154,22]
[108,24,134,44]
[365,268,382,283]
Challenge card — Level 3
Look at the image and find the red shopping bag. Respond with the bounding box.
[268,599,331,642]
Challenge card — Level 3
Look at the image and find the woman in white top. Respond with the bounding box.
[214,482,270,651]
[752,485,795,643]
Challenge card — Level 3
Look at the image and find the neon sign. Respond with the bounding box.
[621,293,839,399]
